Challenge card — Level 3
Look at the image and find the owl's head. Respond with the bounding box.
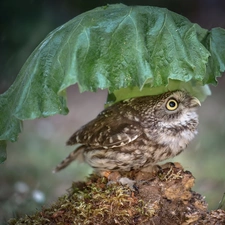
[146,90,201,153]
[153,90,201,120]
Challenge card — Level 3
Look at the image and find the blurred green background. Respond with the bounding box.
[0,0,225,224]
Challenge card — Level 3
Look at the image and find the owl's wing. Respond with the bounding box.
[67,107,142,148]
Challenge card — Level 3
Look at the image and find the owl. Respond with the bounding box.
[53,90,200,173]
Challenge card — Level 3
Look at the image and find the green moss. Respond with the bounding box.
[9,174,154,225]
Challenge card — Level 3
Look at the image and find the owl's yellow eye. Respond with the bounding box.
[166,99,178,111]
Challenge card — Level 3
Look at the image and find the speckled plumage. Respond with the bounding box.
[54,90,200,173]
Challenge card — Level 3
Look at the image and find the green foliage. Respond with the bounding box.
[0,4,225,162]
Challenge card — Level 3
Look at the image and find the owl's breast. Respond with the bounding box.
[143,111,199,156]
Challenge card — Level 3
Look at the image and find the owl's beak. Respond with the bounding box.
[192,97,201,107]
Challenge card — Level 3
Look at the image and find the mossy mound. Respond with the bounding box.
[8,164,225,225]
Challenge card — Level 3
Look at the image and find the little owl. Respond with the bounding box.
[54,90,200,174]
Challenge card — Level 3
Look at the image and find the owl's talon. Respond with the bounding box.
[106,180,117,186]
[118,177,137,191]
[103,171,137,191]
[107,171,121,181]
[100,171,112,179]
[151,165,163,174]
[162,162,175,169]
[106,176,137,191]
[132,183,139,193]
[160,162,183,170]
[153,163,175,175]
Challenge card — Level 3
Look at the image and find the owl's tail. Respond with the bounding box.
[52,145,85,173]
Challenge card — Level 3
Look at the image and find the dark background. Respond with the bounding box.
[1,0,225,223]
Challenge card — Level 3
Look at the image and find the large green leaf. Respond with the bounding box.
[0,4,225,162]
[106,81,211,106]
[205,27,225,82]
